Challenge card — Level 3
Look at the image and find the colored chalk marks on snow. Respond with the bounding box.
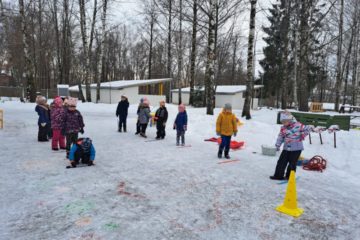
[70,232,102,240]
[64,200,95,214]
[103,222,120,231]
[75,217,92,227]
[116,181,146,199]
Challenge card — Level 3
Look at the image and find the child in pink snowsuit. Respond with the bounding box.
[50,97,66,151]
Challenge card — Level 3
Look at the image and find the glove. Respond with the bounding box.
[184,125,187,131]
[216,132,221,136]
[40,123,46,127]
[233,132,237,137]
[163,122,166,127]
[275,145,280,151]
[173,124,176,130]
[80,128,84,134]
[116,114,118,117]
[61,129,66,136]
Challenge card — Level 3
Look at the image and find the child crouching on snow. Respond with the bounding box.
[174,104,188,146]
[216,103,238,159]
[61,97,85,159]
[269,111,313,180]
[66,137,96,168]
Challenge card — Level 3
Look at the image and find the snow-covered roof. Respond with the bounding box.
[69,78,172,92]
[171,85,264,95]
[57,84,69,88]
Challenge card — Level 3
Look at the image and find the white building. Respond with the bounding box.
[69,78,172,104]
[171,85,263,109]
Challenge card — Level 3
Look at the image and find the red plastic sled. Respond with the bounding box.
[204,137,245,150]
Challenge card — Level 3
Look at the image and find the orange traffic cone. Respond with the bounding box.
[276,170,304,217]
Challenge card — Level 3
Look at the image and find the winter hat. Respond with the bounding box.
[178,104,185,112]
[67,97,78,107]
[121,95,127,99]
[280,112,293,122]
[36,95,46,105]
[159,100,165,106]
[54,97,63,107]
[224,103,232,111]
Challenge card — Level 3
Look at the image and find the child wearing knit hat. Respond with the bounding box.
[174,104,188,146]
[270,111,313,180]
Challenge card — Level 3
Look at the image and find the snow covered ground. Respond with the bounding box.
[1,100,360,240]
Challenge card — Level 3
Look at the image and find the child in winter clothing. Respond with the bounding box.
[135,98,145,134]
[61,97,85,158]
[174,104,188,146]
[154,100,168,139]
[270,111,312,180]
[66,137,96,168]
[137,99,152,138]
[216,103,238,159]
[116,95,129,132]
[50,97,66,151]
[35,96,51,142]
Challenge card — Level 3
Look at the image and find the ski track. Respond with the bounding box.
[1,101,360,240]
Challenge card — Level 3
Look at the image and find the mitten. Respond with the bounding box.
[275,145,280,151]
[40,123,46,127]
[163,122,166,127]
[216,132,221,136]
[184,125,187,131]
[233,132,237,137]
[173,124,176,130]
[80,128,84,134]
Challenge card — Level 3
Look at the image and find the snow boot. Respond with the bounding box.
[224,150,230,159]
[269,176,285,180]
[52,148,59,151]
[218,149,223,159]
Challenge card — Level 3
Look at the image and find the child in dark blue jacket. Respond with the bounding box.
[35,96,51,142]
[173,104,188,146]
[116,95,129,132]
[66,138,96,168]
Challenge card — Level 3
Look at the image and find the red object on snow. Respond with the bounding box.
[204,137,245,150]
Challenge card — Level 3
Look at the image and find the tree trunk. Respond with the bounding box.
[167,0,172,103]
[53,0,63,84]
[205,0,216,115]
[19,0,36,102]
[231,35,238,85]
[281,0,290,109]
[97,0,107,103]
[79,0,91,102]
[242,0,257,119]
[189,0,197,105]
[334,0,344,111]
[352,2,359,106]
[177,0,183,104]
[148,11,155,79]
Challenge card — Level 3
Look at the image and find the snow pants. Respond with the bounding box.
[219,135,231,155]
[52,129,66,149]
[156,121,166,139]
[118,115,127,132]
[273,150,302,179]
[176,130,185,145]
[66,132,78,158]
[38,124,50,142]
[73,149,91,165]
[140,123,148,134]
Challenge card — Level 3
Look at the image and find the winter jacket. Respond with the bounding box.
[155,107,168,123]
[116,100,129,118]
[216,111,237,136]
[275,120,312,151]
[138,105,151,124]
[35,105,50,125]
[174,111,188,131]
[50,106,65,130]
[62,109,85,134]
[69,142,96,161]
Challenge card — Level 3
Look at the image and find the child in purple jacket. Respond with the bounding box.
[270,112,313,180]
[50,97,66,151]
[61,97,85,158]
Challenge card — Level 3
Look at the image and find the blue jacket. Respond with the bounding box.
[116,100,129,117]
[69,143,96,161]
[174,111,188,131]
[35,105,50,125]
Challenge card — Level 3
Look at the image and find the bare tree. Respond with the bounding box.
[242,0,257,119]
[334,0,344,111]
[189,0,198,105]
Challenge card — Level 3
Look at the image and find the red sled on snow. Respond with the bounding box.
[204,137,245,150]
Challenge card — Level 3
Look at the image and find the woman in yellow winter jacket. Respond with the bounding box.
[216,103,238,159]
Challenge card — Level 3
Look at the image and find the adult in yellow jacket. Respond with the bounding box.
[216,103,238,159]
